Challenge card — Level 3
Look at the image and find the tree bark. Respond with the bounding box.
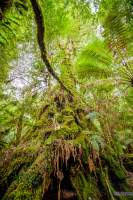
[30,0,72,95]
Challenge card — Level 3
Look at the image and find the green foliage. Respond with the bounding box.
[0,0,133,199]
[76,38,113,78]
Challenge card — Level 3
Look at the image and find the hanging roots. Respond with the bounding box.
[52,139,82,176]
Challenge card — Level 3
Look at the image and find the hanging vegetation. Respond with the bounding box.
[0,0,133,200]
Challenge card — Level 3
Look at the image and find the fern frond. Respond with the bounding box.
[76,39,113,78]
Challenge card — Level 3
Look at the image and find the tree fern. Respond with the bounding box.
[76,38,114,79]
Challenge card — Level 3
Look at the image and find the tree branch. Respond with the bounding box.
[30,0,72,95]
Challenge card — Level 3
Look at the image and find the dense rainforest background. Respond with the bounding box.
[0,0,133,199]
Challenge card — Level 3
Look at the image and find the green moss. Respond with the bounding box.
[62,106,74,115]
[7,190,33,200]
[0,90,131,200]
[2,179,20,200]
[33,186,43,200]
[71,171,100,200]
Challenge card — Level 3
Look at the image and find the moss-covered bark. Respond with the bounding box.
[0,88,132,200]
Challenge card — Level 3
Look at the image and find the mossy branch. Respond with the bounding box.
[30,0,73,96]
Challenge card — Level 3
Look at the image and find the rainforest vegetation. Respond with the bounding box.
[0,0,133,199]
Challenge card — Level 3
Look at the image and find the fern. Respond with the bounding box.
[76,38,114,79]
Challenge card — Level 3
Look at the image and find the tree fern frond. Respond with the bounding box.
[76,39,113,78]
[0,0,30,46]
[99,0,133,54]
